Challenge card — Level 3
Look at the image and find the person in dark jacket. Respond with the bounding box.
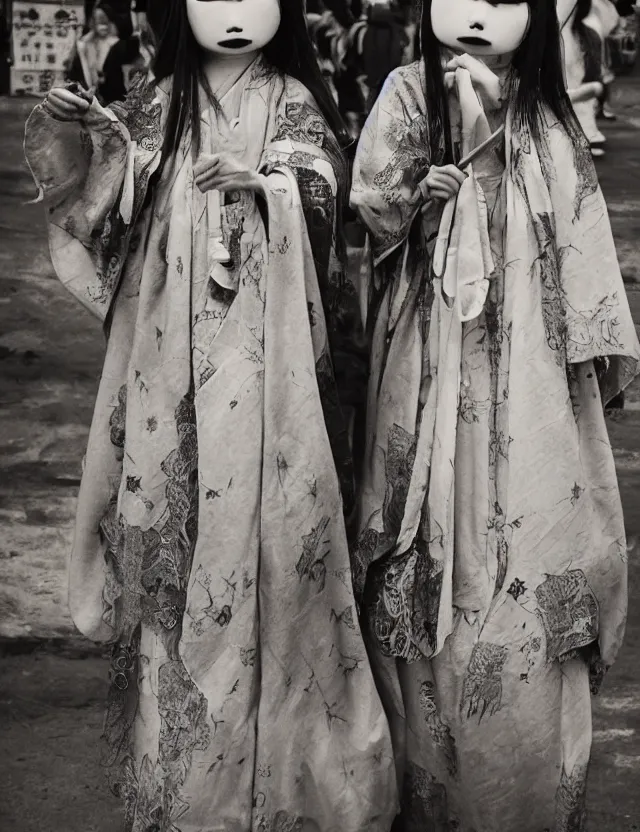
[68,2,143,104]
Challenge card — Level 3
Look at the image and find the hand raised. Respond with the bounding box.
[444,54,502,109]
[419,164,467,203]
[194,153,264,195]
[42,86,91,122]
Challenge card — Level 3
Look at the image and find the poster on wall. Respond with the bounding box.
[10,0,84,94]
[10,67,65,95]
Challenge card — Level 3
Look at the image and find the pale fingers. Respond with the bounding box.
[423,179,459,200]
[49,88,88,106]
[430,188,455,201]
[193,154,220,179]
[197,173,258,194]
[194,170,222,190]
[43,101,83,121]
[44,90,89,121]
[46,99,80,114]
[426,173,463,193]
[195,177,218,194]
[195,169,228,190]
[194,171,215,187]
[445,55,466,71]
[194,167,219,184]
[446,53,478,72]
[437,164,467,184]
[196,181,238,195]
[195,173,233,193]
[197,177,241,193]
[48,88,90,112]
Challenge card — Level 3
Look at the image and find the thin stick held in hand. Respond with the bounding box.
[457,125,505,170]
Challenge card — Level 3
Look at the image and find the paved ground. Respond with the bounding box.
[1,76,640,831]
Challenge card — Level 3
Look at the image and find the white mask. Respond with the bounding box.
[431,0,530,56]
[186,0,281,56]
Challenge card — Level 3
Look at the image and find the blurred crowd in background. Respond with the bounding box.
[69,0,640,153]
[62,0,151,104]
[0,0,638,147]
[57,0,422,121]
[565,0,639,157]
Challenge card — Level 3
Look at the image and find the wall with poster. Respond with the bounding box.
[10,0,84,94]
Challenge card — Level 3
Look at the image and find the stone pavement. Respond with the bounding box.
[1,76,640,831]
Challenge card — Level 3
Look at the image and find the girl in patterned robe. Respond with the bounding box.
[23,0,397,829]
[350,0,639,828]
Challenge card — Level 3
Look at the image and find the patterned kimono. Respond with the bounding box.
[24,60,397,832]
[350,61,640,831]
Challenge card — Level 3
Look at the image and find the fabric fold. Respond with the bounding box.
[26,62,397,831]
[349,58,639,831]
[351,60,638,668]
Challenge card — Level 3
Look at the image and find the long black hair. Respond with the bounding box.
[146,0,349,163]
[420,0,583,163]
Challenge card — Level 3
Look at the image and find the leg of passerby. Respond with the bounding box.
[598,80,617,118]
[598,36,617,120]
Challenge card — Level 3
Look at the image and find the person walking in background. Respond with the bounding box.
[68,2,151,105]
[306,0,417,141]
[84,0,138,38]
[584,0,621,122]
[594,0,621,119]
[561,0,619,157]
[608,0,639,76]
[308,0,369,139]
[357,0,411,111]
[65,3,120,101]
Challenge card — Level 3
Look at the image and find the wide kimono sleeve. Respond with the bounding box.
[350,63,431,266]
[543,118,640,402]
[260,80,365,518]
[23,75,164,323]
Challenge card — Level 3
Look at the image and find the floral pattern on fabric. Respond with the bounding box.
[24,74,164,320]
[110,73,163,152]
[418,681,458,777]
[460,642,508,723]
[535,570,600,662]
[402,762,450,832]
[554,764,589,832]
[26,59,397,832]
[367,535,444,662]
[350,61,638,830]
[351,62,432,262]
[100,394,198,653]
[273,100,335,149]
[111,661,213,832]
